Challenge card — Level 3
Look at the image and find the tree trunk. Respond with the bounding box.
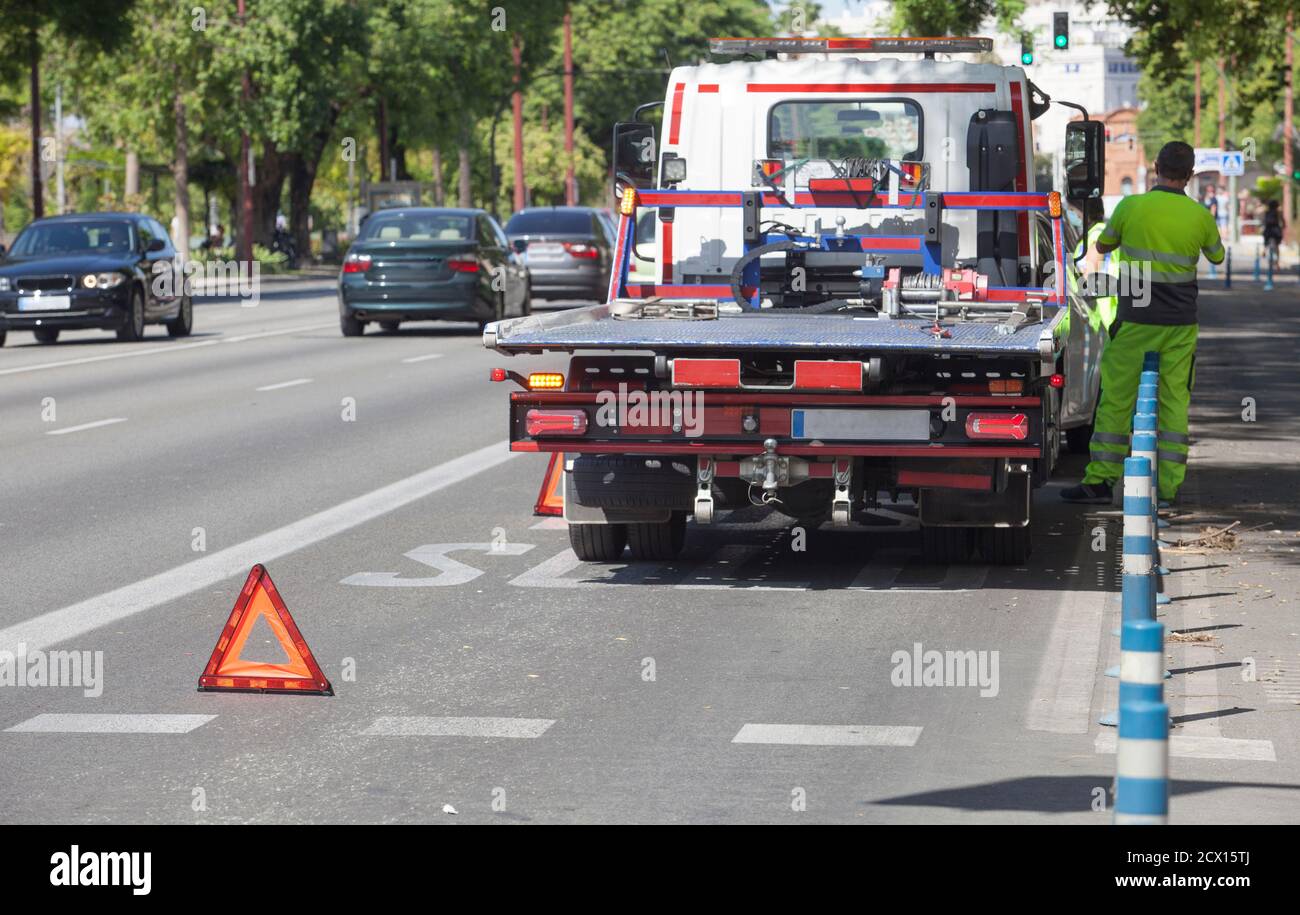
[285,103,341,264]
[377,97,389,183]
[458,127,472,207]
[172,91,191,261]
[125,150,140,199]
[432,145,445,205]
[253,144,288,247]
[29,28,42,220]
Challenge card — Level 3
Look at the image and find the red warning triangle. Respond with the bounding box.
[198,564,333,695]
[534,452,563,517]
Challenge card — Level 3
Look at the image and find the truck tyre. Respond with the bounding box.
[920,525,975,564]
[569,522,628,562]
[626,512,686,561]
[978,524,1033,565]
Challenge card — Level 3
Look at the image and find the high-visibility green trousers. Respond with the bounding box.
[1082,321,1197,500]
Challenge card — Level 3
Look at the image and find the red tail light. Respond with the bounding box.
[964,412,1029,440]
[448,255,479,273]
[562,242,600,260]
[342,253,371,274]
[1049,373,1065,388]
[526,409,588,437]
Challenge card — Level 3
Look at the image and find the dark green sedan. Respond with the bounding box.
[337,208,530,336]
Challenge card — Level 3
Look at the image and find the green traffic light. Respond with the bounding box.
[1054,34,1068,48]
[1021,52,1033,65]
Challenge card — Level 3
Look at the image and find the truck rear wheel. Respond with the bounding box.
[920,525,976,564]
[978,524,1033,565]
[569,522,628,562]
[626,512,686,561]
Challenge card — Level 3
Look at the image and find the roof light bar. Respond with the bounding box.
[710,37,993,56]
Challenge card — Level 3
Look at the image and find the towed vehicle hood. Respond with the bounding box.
[0,253,138,277]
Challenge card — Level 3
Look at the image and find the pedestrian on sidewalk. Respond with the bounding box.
[1061,142,1224,505]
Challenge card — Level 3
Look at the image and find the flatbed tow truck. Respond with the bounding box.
[485,36,1109,566]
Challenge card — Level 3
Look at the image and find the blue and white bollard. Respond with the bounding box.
[1118,619,1166,706]
[1254,249,1261,283]
[1101,457,1159,721]
[1114,699,1170,825]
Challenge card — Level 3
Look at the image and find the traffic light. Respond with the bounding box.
[1053,12,1069,49]
[1020,35,1034,65]
[1292,168,1300,182]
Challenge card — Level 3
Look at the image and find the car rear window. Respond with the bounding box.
[505,210,594,236]
[359,212,472,242]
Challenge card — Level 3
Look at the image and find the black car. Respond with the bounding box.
[0,212,192,346]
[505,207,614,302]
[338,207,530,335]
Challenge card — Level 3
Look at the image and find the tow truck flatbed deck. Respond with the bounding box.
[485,302,1062,357]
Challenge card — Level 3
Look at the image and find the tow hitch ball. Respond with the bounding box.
[760,438,781,496]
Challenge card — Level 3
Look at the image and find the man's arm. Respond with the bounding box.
[1095,201,1124,254]
[1201,211,1226,264]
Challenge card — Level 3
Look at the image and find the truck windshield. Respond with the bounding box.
[768,99,922,162]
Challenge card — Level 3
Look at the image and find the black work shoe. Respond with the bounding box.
[1060,482,1113,504]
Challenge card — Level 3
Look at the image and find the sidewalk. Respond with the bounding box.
[1141,284,1300,821]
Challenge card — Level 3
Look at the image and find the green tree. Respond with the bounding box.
[888,0,1026,36]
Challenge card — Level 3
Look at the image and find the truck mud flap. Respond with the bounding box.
[919,472,1030,528]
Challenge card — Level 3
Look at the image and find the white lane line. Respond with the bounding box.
[529,517,568,530]
[255,378,312,392]
[44,417,128,437]
[401,353,444,364]
[0,322,336,377]
[5,714,215,735]
[1094,732,1276,762]
[1026,582,1110,734]
[360,716,554,738]
[732,724,923,747]
[0,440,520,654]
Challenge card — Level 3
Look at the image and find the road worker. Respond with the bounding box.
[1061,141,1224,504]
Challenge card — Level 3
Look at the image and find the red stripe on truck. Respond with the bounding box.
[747,82,996,93]
[668,82,685,145]
[1009,82,1030,257]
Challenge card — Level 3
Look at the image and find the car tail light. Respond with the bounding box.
[1049,373,1065,388]
[447,255,479,273]
[342,253,371,274]
[988,379,1024,394]
[965,412,1029,440]
[562,242,600,259]
[527,372,565,390]
[526,409,587,437]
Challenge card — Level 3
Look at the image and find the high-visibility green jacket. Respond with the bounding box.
[1072,220,1118,332]
[1097,186,1225,325]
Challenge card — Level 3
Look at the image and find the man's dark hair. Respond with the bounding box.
[1155,142,1195,181]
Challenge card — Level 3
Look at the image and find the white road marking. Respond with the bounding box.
[1094,731,1276,762]
[1026,579,1110,733]
[360,716,555,738]
[0,440,520,654]
[507,548,668,589]
[529,517,568,530]
[1173,554,1223,738]
[401,353,444,364]
[732,724,923,747]
[0,322,336,377]
[5,714,215,734]
[342,542,534,587]
[45,417,128,436]
[676,544,809,590]
[255,377,312,392]
[848,548,989,592]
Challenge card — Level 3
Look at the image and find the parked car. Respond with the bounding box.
[337,207,529,336]
[505,206,613,302]
[0,212,191,346]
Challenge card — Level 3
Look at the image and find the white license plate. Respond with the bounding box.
[18,295,72,312]
[791,409,930,441]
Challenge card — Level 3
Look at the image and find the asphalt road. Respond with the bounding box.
[0,278,1293,824]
